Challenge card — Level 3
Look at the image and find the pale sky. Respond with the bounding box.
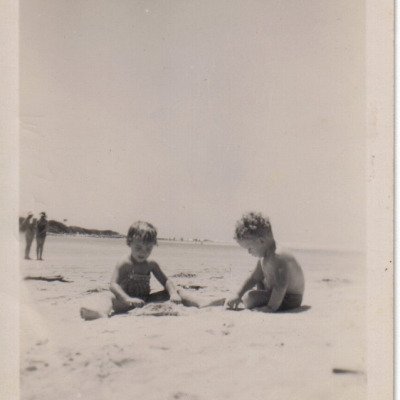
[20,0,366,249]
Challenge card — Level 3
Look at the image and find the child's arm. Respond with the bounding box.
[226,261,263,309]
[257,261,288,313]
[149,261,182,304]
[109,262,145,308]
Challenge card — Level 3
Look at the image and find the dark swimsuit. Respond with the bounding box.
[256,279,303,312]
[120,272,151,302]
[278,293,303,311]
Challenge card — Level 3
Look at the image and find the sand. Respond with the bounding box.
[20,235,366,400]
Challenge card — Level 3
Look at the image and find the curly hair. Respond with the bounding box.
[234,212,273,240]
[127,221,158,246]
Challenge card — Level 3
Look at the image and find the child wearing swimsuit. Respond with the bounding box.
[120,271,151,302]
[80,221,181,320]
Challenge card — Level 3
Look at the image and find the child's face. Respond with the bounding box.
[237,237,268,258]
[129,238,155,263]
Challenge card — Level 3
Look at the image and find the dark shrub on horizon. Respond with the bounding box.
[19,217,123,238]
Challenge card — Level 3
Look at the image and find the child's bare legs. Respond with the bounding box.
[241,280,273,309]
[79,287,271,315]
[242,290,272,309]
[177,288,225,308]
[80,292,118,320]
[80,290,174,321]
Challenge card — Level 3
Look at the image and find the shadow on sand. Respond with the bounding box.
[281,305,311,314]
[225,305,312,314]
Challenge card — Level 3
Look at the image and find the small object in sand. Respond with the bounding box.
[130,303,188,317]
[178,284,205,290]
[85,287,108,293]
[24,275,73,283]
[332,368,362,374]
[172,272,197,278]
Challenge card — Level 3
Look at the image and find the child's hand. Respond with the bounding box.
[225,295,242,310]
[169,293,182,304]
[124,298,145,308]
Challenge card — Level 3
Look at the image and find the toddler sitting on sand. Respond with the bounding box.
[179,212,305,312]
[80,221,182,320]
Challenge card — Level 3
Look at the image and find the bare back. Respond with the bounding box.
[260,252,305,296]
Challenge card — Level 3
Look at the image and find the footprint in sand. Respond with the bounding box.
[171,392,199,400]
[149,345,169,350]
[112,358,136,367]
[221,321,234,335]
[25,360,49,372]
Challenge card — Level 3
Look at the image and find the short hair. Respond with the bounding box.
[234,212,273,241]
[127,221,158,246]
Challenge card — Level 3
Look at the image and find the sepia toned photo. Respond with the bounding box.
[0,0,393,399]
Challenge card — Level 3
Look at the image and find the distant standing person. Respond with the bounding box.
[36,212,48,260]
[20,212,36,260]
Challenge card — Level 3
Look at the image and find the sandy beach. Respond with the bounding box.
[20,235,366,400]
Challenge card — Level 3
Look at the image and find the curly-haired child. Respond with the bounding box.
[178,212,305,312]
[225,212,305,312]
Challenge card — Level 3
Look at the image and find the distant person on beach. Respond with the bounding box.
[36,212,48,260]
[80,221,182,320]
[178,212,305,312]
[20,212,36,260]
